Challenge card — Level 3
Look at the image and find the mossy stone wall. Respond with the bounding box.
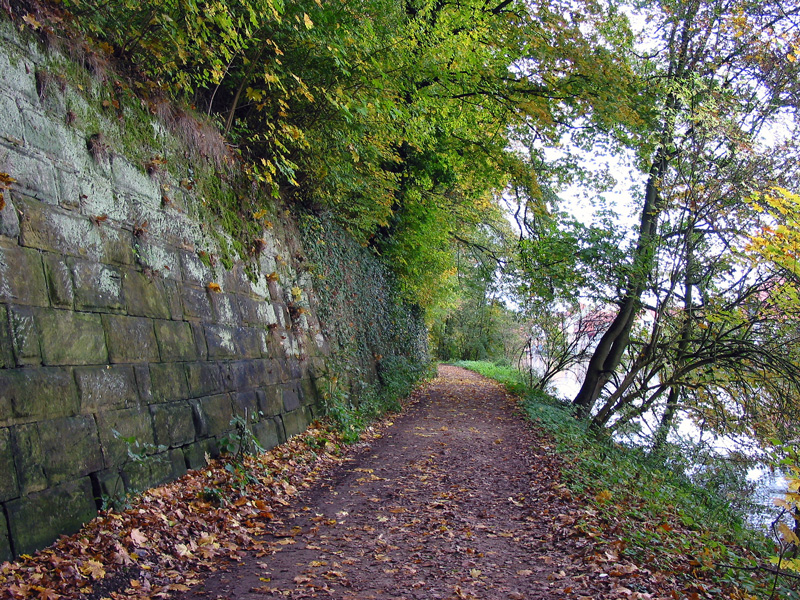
[0,22,349,559]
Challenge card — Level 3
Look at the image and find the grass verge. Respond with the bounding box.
[454,360,799,600]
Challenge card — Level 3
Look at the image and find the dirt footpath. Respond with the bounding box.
[176,366,634,600]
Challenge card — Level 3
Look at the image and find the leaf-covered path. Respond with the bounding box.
[176,366,648,599]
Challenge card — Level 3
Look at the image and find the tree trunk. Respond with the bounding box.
[573,152,667,418]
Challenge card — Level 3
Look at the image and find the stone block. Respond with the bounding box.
[70,259,124,312]
[36,308,107,365]
[120,454,172,496]
[257,386,283,417]
[190,322,207,360]
[273,415,287,444]
[121,268,171,319]
[10,423,46,495]
[135,240,180,281]
[237,327,263,359]
[281,385,301,412]
[0,367,78,421]
[204,324,237,359]
[42,252,74,308]
[96,406,155,468]
[153,319,197,362]
[220,263,246,295]
[8,304,40,366]
[300,377,319,406]
[20,107,67,159]
[227,359,271,391]
[182,285,213,321]
[75,365,139,413]
[149,362,189,404]
[133,364,153,404]
[192,394,233,438]
[78,175,125,223]
[237,295,277,326]
[182,442,207,470]
[0,47,37,102]
[91,469,125,510]
[185,362,223,398]
[111,157,160,202]
[103,314,159,364]
[101,225,135,266]
[0,304,12,368]
[0,242,49,306]
[56,166,81,211]
[232,390,259,420]
[38,415,104,485]
[2,149,59,204]
[210,292,239,324]
[6,477,97,556]
[252,419,280,451]
[0,189,20,239]
[17,197,104,260]
[0,514,11,563]
[0,427,19,502]
[282,407,311,438]
[162,279,184,320]
[168,449,187,480]
[179,250,212,286]
[150,401,195,448]
[0,92,24,141]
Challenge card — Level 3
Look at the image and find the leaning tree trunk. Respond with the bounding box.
[572,153,667,418]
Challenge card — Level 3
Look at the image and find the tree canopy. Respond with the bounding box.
[25,0,800,450]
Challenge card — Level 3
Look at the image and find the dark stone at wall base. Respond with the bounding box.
[96,406,156,468]
[0,305,14,369]
[257,386,282,417]
[0,427,19,501]
[6,477,97,557]
[38,415,104,486]
[233,390,258,420]
[281,385,301,412]
[0,513,12,562]
[150,401,195,448]
[91,468,124,508]
[182,442,205,470]
[120,453,173,496]
[194,394,234,438]
[10,423,46,495]
[252,419,280,451]
[282,407,311,439]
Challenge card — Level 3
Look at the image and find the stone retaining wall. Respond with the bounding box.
[0,23,331,558]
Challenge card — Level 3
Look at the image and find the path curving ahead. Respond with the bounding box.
[176,366,613,599]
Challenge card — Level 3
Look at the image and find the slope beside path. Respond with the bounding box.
[173,365,659,600]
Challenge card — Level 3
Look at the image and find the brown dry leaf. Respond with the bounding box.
[82,560,106,580]
[129,528,147,547]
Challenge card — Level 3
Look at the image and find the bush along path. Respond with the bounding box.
[0,366,756,599]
